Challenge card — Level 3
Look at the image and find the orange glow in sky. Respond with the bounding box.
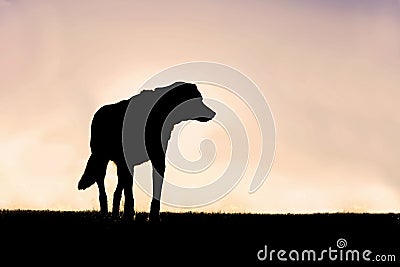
[0,0,399,213]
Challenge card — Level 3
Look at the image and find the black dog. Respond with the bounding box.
[78,82,216,221]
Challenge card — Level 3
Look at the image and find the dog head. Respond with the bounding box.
[159,82,216,124]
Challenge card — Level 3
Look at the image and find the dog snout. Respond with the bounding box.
[196,105,215,122]
[207,109,216,120]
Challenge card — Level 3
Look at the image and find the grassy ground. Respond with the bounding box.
[0,210,399,265]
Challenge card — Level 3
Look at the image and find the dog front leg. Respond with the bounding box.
[149,159,165,222]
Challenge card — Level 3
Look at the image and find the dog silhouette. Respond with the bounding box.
[78,82,216,221]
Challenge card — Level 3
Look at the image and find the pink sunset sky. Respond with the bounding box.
[0,0,399,213]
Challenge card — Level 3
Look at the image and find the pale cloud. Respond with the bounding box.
[0,0,10,7]
[0,0,399,213]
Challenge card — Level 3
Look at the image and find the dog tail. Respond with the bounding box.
[78,154,108,190]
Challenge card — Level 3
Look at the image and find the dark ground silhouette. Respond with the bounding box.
[78,82,215,221]
[0,210,398,265]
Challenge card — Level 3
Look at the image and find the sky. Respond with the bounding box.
[0,0,399,213]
